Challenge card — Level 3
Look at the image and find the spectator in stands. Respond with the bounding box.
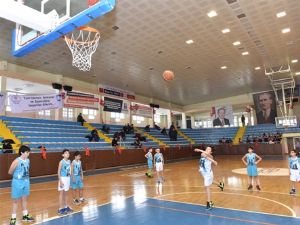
[112,137,119,147]
[77,113,86,126]
[241,114,245,127]
[256,92,276,124]
[123,124,129,134]
[173,128,178,141]
[246,135,251,143]
[154,124,161,130]
[169,124,177,141]
[132,137,142,148]
[120,130,126,141]
[129,124,134,134]
[101,124,110,134]
[145,125,150,132]
[213,108,230,127]
[91,129,99,142]
[161,127,167,136]
[239,138,243,144]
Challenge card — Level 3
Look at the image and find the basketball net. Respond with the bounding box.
[64,26,100,71]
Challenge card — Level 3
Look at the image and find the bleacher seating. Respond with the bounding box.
[181,127,238,145]
[0,116,112,152]
[91,123,159,148]
[146,128,191,146]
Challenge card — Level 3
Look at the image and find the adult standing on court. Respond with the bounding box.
[241,114,245,127]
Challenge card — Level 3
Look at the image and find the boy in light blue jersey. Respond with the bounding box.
[71,151,84,205]
[58,149,73,215]
[154,148,164,182]
[289,150,300,195]
[145,148,153,178]
[242,146,262,191]
[8,145,34,225]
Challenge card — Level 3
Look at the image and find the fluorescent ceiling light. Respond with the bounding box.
[242,51,249,55]
[255,67,261,70]
[276,11,286,18]
[282,28,290,33]
[222,28,230,34]
[207,10,217,18]
[291,59,298,63]
[295,72,300,75]
[185,39,194,44]
[221,66,227,69]
[233,41,241,46]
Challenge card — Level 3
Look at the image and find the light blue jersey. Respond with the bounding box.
[60,159,71,177]
[146,152,153,163]
[154,153,163,163]
[246,153,258,176]
[199,156,212,173]
[72,160,82,176]
[289,157,300,170]
[11,157,30,199]
[13,157,30,180]
[246,153,257,166]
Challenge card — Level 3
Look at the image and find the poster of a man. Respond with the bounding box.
[213,107,231,127]
[253,91,277,124]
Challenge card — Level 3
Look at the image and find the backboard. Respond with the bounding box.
[10,0,115,57]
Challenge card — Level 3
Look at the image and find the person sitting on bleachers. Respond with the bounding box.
[161,128,167,136]
[77,113,86,126]
[91,129,100,142]
[131,137,142,148]
[144,125,150,132]
[120,130,126,141]
[134,133,146,142]
[112,137,119,147]
[123,124,129,134]
[101,124,110,134]
[129,124,134,134]
[154,124,161,130]
[246,135,251,143]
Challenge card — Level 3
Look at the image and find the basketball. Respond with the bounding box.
[162,70,175,81]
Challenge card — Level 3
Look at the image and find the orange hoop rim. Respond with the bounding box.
[64,26,100,45]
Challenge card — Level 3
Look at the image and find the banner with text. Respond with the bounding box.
[131,103,153,118]
[64,91,99,110]
[99,84,135,100]
[9,93,63,113]
[103,97,123,113]
[0,92,6,112]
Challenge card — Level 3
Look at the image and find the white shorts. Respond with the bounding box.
[156,162,163,172]
[200,169,213,186]
[290,169,300,182]
[58,177,70,191]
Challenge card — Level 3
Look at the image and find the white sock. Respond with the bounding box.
[11,214,16,219]
[80,197,83,200]
[23,210,28,216]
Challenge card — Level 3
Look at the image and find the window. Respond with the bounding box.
[111,112,125,122]
[154,114,160,123]
[82,108,97,120]
[38,110,51,118]
[63,108,74,121]
[132,115,145,124]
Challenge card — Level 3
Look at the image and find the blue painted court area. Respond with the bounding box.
[41,197,300,225]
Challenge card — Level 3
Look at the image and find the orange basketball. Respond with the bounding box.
[162,70,175,81]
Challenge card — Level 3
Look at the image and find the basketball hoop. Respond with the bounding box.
[64,26,100,71]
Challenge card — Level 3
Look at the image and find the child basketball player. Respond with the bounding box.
[154,148,164,182]
[242,146,262,191]
[195,147,224,210]
[58,149,73,215]
[145,148,153,178]
[71,151,84,205]
[8,145,34,225]
[289,150,300,195]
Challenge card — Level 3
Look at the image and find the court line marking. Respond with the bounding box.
[153,191,297,218]
[145,203,277,225]
[33,194,135,224]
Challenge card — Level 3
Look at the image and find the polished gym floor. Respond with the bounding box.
[1,155,300,225]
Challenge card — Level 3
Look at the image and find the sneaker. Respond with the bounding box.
[73,199,80,205]
[256,185,261,191]
[290,189,296,195]
[145,173,149,177]
[247,184,253,191]
[9,218,16,225]
[218,182,225,191]
[79,198,85,203]
[206,201,214,210]
[64,206,73,214]
[22,214,34,222]
[58,208,67,215]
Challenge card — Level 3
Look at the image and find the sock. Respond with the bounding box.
[80,197,83,201]
[23,210,28,216]
[11,214,16,219]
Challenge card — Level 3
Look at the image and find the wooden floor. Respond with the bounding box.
[0,155,299,224]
